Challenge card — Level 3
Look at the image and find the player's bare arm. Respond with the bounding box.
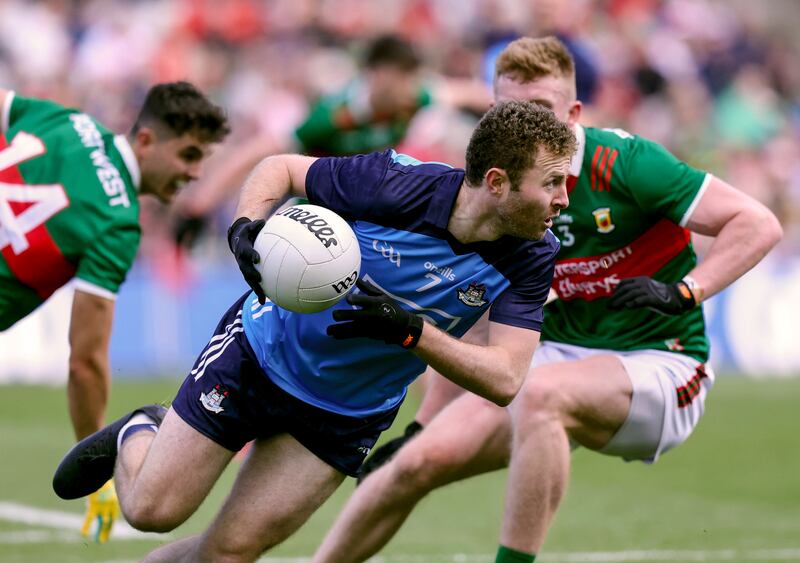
[68,290,115,440]
[234,154,315,220]
[413,321,539,406]
[683,176,782,301]
[229,154,317,302]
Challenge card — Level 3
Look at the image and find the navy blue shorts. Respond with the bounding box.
[172,292,400,477]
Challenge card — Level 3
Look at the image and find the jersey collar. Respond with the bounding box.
[114,135,141,190]
[1,91,14,135]
[570,123,585,178]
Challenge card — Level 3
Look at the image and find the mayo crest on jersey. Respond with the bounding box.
[545,125,710,361]
[242,150,558,417]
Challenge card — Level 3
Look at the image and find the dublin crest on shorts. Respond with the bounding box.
[457,282,488,307]
[200,385,229,413]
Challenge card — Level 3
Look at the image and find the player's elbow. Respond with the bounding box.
[760,209,783,251]
[487,370,525,407]
[743,204,783,253]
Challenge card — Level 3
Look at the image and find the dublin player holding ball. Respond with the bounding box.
[53,101,576,562]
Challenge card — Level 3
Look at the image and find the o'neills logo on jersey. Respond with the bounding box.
[278,207,338,248]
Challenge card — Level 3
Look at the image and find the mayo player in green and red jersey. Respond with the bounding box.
[0,81,229,541]
[311,37,783,563]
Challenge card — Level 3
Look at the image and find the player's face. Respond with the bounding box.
[497,148,571,240]
[494,74,580,125]
[368,66,421,117]
[139,132,211,204]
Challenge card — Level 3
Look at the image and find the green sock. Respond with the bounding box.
[495,545,536,563]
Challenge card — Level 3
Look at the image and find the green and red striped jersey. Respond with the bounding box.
[0,92,140,329]
[545,125,710,362]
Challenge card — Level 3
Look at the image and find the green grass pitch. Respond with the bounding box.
[0,376,798,562]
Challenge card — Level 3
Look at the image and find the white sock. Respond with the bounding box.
[117,413,158,452]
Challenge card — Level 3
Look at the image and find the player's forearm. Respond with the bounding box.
[234,155,295,220]
[412,326,524,407]
[689,205,782,301]
[67,355,110,440]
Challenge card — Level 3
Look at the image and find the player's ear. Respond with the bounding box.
[485,168,508,196]
[567,100,582,126]
[133,126,157,151]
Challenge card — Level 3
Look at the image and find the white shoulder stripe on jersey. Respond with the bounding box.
[72,278,117,301]
[1,91,15,135]
[251,297,272,311]
[679,173,712,227]
[251,305,273,319]
[193,330,242,381]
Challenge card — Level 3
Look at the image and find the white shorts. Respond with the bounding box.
[531,341,715,463]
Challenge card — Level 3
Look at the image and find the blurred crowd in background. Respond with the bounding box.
[2,0,799,279]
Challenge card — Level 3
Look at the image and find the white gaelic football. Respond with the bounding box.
[254,204,361,313]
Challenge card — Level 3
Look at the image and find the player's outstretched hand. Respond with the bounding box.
[356,421,423,485]
[173,211,208,249]
[227,217,267,303]
[327,279,424,349]
[81,479,120,544]
[608,276,696,315]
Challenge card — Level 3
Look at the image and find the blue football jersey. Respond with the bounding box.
[242,150,559,417]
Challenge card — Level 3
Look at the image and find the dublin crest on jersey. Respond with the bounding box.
[200,385,229,413]
[457,282,488,307]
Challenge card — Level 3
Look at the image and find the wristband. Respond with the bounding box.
[680,275,704,305]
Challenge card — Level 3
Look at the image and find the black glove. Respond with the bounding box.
[327,279,424,348]
[608,276,696,315]
[173,213,207,249]
[356,421,423,485]
[227,217,267,304]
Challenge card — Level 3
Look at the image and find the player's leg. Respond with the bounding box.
[143,434,346,563]
[500,353,633,556]
[115,408,235,531]
[113,291,258,531]
[314,391,511,563]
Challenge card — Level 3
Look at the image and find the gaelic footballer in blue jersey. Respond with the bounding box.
[52,101,576,562]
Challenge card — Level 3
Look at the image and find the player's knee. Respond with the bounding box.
[121,497,188,533]
[388,440,452,494]
[515,376,565,424]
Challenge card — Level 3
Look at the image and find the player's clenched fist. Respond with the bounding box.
[609,276,698,315]
[327,279,424,349]
[227,217,267,303]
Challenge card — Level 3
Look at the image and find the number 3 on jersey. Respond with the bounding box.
[0,132,68,254]
[556,224,575,247]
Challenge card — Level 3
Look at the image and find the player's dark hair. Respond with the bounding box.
[465,101,576,190]
[131,81,230,143]
[364,35,420,71]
